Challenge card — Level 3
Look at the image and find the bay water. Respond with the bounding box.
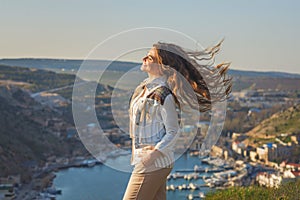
[53,153,214,200]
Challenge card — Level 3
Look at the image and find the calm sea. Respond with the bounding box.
[53,153,214,200]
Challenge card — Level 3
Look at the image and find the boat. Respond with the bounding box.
[187,194,194,200]
[171,172,184,179]
[166,184,176,191]
[81,159,101,167]
[188,183,199,190]
[178,184,187,190]
[213,170,237,179]
[40,192,57,199]
[202,175,226,187]
[184,173,199,180]
[187,191,205,199]
[199,192,205,198]
[45,186,62,195]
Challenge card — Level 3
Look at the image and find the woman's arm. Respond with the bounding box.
[154,94,180,154]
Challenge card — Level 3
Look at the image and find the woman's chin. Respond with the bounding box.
[140,65,148,72]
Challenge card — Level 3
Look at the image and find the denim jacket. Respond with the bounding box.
[129,76,180,168]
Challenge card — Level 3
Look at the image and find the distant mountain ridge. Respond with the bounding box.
[0,58,139,72]
[1,58,300,78]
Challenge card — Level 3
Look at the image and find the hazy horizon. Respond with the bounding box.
[0,57,299,75]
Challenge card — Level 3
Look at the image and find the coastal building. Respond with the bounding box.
[285,163,300,171]
[256,144,270,162]
[242,146,256,158]
[232,141,245,155]
[249,150,258,162]
[256,143,292,163]
[283,170,297,178]
[211,145,223,158]
[256,172,282,188]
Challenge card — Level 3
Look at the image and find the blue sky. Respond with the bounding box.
[1,0,299,73]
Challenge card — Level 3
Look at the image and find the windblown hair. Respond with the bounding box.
[153,40,232,112]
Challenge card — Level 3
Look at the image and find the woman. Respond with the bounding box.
[122,41,232,200]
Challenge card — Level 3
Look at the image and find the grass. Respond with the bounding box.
[205,179,300,200]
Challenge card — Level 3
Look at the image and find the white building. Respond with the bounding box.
[256,172,282,188]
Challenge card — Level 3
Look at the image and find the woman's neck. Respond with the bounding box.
[147,73,163,82]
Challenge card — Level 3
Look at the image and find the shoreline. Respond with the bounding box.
[16,149,131,200]
[17,150,267,199]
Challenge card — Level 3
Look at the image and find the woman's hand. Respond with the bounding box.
[140,148,162,167]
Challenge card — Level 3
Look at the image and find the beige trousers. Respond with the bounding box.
[122,162,172,200]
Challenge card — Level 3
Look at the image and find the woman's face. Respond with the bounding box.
[141,48,161,75]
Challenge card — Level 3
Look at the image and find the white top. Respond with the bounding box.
[130,76,180,168]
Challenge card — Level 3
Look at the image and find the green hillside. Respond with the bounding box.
[245,104,300,146]
[205,179,300,200]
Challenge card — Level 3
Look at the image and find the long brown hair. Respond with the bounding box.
[153,40,232,112]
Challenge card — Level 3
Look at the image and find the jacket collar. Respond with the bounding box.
[145,75,167,90]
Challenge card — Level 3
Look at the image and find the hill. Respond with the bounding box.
[232,76,300,91]
[0,64,76,93]
[1,58,300,92]
[0,65,116,181]
[0,58,139,72]
[244,104,300,147]
[0,84,87,181]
